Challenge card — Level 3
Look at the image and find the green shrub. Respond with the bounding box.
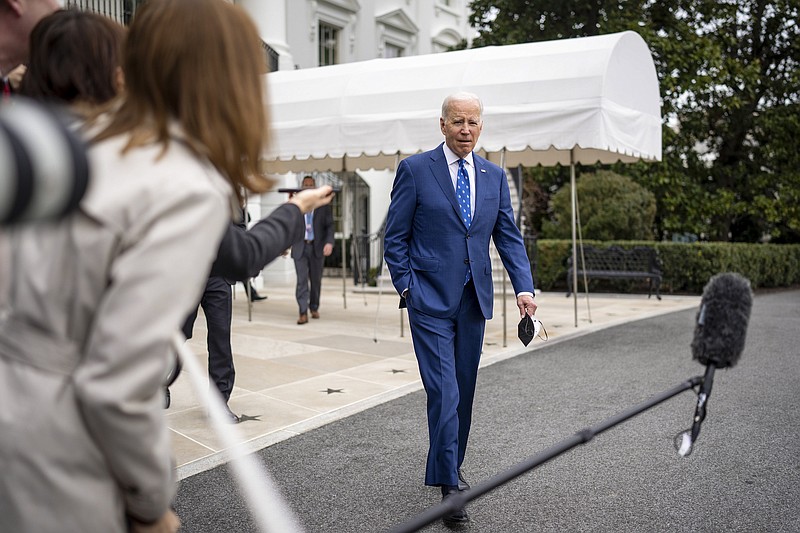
[541,170,657,241]
[533,240,800,294]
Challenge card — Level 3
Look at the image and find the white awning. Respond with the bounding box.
[263,30,661,173]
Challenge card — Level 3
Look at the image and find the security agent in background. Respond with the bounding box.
[291,175,335,325]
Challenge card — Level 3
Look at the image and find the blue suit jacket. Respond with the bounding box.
[384,143,533,320]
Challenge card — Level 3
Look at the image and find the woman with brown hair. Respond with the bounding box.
[0,1,332,532]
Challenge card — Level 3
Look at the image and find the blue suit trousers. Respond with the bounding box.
[406,280,486,487]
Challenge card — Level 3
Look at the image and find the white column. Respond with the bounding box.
[257,176,300,287]
[238,0,294,71]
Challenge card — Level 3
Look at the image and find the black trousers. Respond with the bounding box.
[182,276,235,402]
[294,241,324,314]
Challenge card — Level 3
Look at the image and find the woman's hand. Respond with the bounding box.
[288,185,335,214]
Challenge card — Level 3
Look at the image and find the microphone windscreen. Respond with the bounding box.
[691,272,753,368]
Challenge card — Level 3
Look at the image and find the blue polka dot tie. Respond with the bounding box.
[457,159,471,228]
[457,159,472,283]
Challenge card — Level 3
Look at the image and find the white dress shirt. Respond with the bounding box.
[442,144,476,219]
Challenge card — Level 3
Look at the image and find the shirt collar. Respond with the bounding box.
[442,143,474,168]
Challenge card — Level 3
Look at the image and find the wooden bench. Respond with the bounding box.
[566,245,662,300]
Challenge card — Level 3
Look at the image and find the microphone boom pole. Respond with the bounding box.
[692,365,715,441]
[391,273,751,533]
[388,375,704,533]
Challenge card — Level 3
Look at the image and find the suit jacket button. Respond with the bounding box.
[464,259,470,264]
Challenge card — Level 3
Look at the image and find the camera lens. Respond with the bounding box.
[0,98,89,225]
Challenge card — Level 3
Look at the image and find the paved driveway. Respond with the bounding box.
[175,289,800,533]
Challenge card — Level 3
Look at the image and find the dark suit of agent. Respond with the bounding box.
[291,176,335,325]
[181,209,262,424]
[384,92,538,526]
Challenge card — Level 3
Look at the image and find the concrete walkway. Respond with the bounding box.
[167,279,700,479]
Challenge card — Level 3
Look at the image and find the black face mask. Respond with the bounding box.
[518,314,546,346]
[518,314,535,346]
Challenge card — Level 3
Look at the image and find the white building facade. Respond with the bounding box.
[238,0,472,70]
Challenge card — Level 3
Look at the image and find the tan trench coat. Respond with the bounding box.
[0,133,230,532]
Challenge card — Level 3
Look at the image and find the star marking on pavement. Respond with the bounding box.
[322,388,344,395]
[388,369,406,374]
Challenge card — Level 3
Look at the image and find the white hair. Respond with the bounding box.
[441,91,483,120]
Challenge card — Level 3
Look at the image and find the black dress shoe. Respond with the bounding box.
[164,388,171,409]
[250,292,267,302]
[441,486,469,525]
[458,468,470,491]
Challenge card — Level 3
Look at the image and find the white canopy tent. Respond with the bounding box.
[263,30,662,326]
[265,30,660,171]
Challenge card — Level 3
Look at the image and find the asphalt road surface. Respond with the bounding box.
[175,289,799,533]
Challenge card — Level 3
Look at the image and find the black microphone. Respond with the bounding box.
[676,272,753,456]
[0,98,89,225]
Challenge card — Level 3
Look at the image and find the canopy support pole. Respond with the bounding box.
[500,149,508,348]
[570,149,578,327]
[341,158,347,310]
[243,193,252,322]
[576,189,592,323]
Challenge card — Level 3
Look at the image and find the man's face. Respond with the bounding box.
[1,0,59,71]
[440,99,483,159]
[301,178,315,190]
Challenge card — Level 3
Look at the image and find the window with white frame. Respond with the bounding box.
[313,0,357,66]
[377,9,418,58]
[383,43,404,58]
[318,22,339,66]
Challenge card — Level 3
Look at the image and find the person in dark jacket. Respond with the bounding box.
[168,189,335,415]
[291,175,335,324]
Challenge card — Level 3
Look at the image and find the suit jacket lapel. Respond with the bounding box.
[472,153,488,226]
[429,145,463,221]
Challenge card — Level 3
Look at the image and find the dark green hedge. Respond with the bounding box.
[533,240,800,294]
